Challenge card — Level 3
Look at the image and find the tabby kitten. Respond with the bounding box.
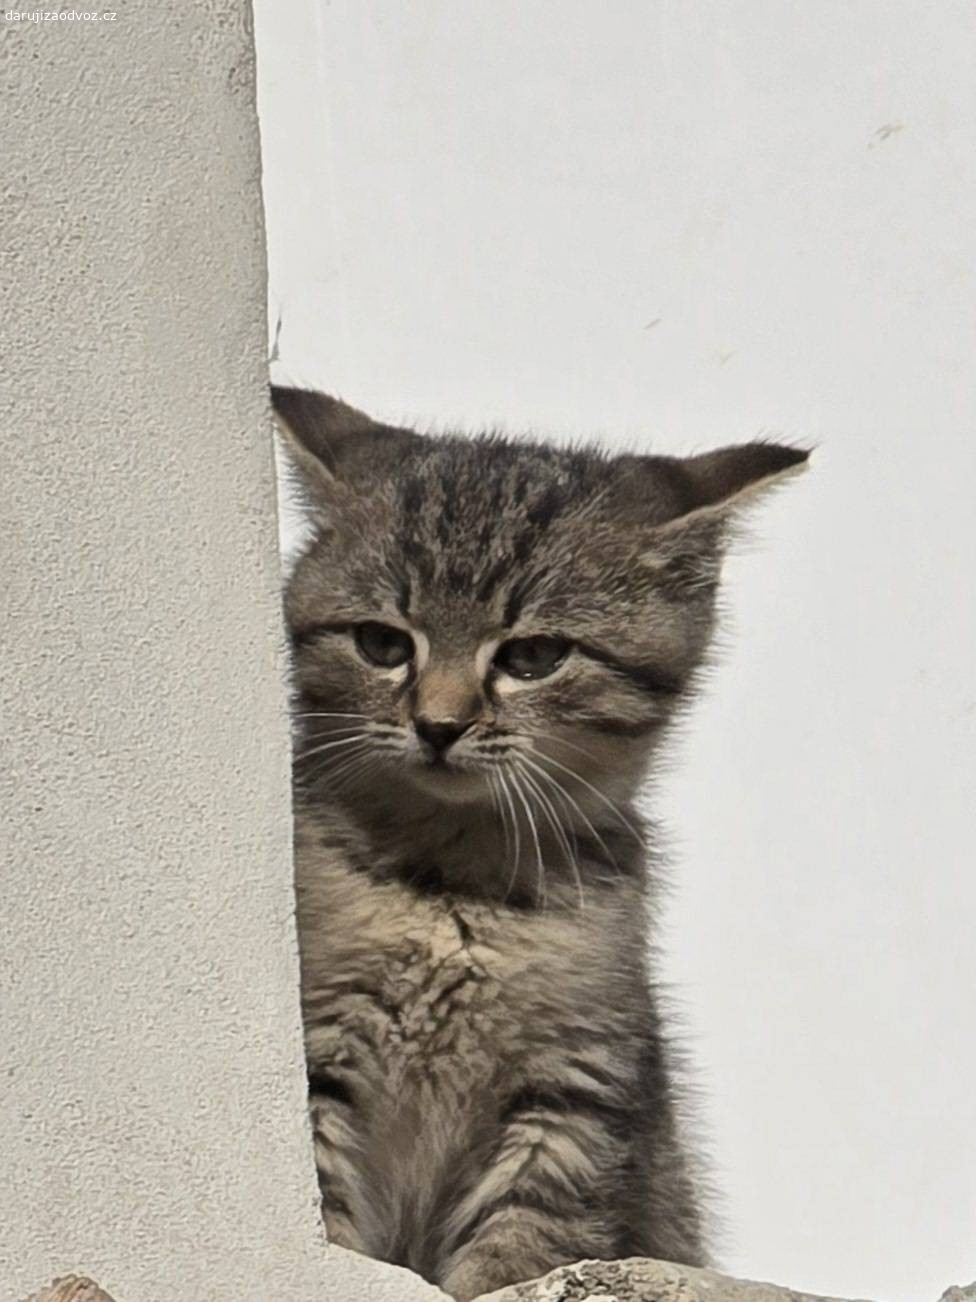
[273,385,806,1301]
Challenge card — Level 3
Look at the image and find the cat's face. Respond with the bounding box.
[277,387,805,812]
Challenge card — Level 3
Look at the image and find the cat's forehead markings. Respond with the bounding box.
[394,572,412,618]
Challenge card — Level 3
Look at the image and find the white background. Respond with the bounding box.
[254,4,975,1299]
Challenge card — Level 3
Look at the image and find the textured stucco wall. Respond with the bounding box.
[0,5,443,1300]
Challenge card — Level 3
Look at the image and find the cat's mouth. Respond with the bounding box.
[404,753,491,802]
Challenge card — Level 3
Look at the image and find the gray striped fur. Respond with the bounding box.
[274,386,807,1300]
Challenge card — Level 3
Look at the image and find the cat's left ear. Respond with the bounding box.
[633,440,810,590]
[672,441,810,520]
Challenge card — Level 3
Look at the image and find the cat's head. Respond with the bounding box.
[275,386,806,812]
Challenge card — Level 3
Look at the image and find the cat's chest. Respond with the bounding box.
[301,864,589,1078]
[364,907,505,1073]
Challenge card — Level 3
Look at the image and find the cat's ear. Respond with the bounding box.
[271,385,417,499]
[674,441,810,518]
[634,440,810,592]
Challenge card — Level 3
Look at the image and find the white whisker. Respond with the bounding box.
[298,741,373,789]
[509,768,546,910]
[496,767,523,905]
[331,750,383,794]
[488,770,513,869]
[292,711,370,720]
[516,760,585,910]
[532,750,642,842]
[532,730,605,767]
[294,733,370,765]
[518,753,621,873]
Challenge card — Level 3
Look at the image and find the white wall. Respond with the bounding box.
[0,6,444,1300]
[254,4,975,1301]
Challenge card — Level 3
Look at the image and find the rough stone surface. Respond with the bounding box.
[476,1261,976,1302]
[474,1258,870,1302]
[17,1264,975,1302]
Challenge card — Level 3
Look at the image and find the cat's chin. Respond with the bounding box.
[402,761,490,805]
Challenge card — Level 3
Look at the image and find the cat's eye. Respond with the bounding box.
[493,635,571,681]
[354,621,414,669]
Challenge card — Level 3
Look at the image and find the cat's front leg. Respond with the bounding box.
[438,1085,627,1300]
[307,1069,371,1255]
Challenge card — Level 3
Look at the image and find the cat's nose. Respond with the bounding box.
[415,717,472,755]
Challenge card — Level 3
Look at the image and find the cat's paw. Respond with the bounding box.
[440,1258,489,1302]
[441,1249,530,1302]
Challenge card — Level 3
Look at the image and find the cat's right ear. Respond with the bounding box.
[271,385,377,492]
[271,385,416,503]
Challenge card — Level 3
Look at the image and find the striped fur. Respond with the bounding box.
[274,386,807,1299]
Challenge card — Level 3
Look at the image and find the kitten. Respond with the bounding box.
[272,385,807,1301]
